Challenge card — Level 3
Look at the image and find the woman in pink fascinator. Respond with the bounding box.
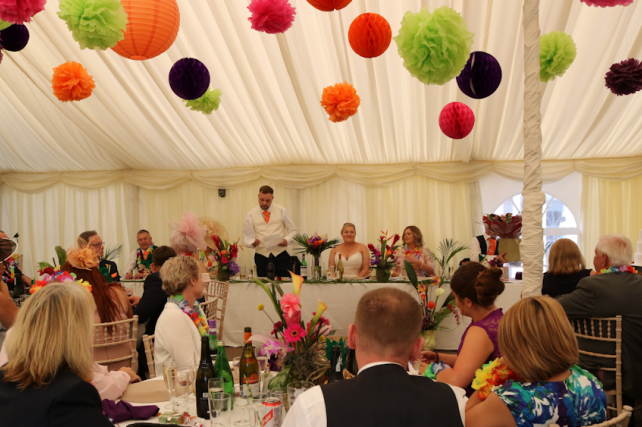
[169,211,209,274]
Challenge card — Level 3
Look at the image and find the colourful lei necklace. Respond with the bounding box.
[169,294,208,337]
[404,245,421,259]
[2,257,16,285]
[597,265,636,275]
[136,245,157,271]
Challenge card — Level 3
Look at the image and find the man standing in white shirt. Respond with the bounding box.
[242,186,298,278]
[282,287,467,427]
[470,220,505,264]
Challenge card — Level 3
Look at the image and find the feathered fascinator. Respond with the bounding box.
[67,239,100,270]
[169,211,208,251]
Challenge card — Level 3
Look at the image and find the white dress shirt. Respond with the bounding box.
[470,234,498,263]
[241,204,298,248]
[281,362,467,427]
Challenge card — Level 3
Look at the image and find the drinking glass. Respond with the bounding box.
[174,365,195,414]
[162,360,177,411]
[329,267,336,280]
[248,393,269,427]
[233,395,251,426]
[208,392,231,427]
[240,266,247,280]
[208,378,224,397]
[287,381,313,409]
[270,389,288,413]
[256,356,268,394]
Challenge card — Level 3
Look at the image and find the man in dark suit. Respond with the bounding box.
[557,234,642,425]
[128,245,177,377]
[282,287,466,427]
[79,230,121,282]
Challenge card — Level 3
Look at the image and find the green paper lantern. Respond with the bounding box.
[58,0,128,50]
[540,31,577,82]
[183,88,222,115]
[394,6,474,86]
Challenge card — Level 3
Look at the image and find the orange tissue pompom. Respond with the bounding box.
[320,81,360,123]
[52,61,95,102]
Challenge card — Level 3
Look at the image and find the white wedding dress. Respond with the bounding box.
[334,252,363,278]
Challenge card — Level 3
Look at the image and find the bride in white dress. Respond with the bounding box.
[328,223,371,278]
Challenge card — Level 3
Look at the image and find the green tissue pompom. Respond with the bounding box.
[540,31,577,82]
[58,0,128,50]
[0,20,11,31]
[394,6,474,86]
[184,89,222,115]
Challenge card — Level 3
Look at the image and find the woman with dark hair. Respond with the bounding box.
[422,262,504,395]
[62,242,133,371]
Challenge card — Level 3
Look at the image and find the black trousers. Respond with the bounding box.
[255,251,293,277]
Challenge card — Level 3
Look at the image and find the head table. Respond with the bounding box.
[122,279,523,351]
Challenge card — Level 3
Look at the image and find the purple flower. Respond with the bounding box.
[227,260,240,276]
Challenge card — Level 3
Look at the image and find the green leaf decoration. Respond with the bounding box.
[540,31,577,82]
[268,365,292,390]
[184,88,222,115]
[394,6,474,86]
[58,0,128,50]
[404,260,419,289]
[103,243,123,261]
[55,246,67,266]
[0,19,11,31]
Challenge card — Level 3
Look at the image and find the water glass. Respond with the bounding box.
[329,266,336,280]
[287,381,313,409]
[208,391,231,427]
[233,395,251,426]
[208,378,224,397]
[240,266,247,280]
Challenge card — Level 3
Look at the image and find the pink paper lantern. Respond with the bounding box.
[439,102,475,139]
[580,0,633,7]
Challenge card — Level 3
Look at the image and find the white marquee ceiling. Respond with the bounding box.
[1,0,642,174]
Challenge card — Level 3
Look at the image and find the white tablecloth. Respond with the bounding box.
[122,279,524,351]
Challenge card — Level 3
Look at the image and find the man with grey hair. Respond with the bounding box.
[557,234,642,423]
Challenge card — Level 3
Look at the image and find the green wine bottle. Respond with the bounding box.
[239,327,260,398]
[213,341,235,409]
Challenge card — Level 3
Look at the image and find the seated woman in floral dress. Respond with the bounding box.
[465,296,606,427]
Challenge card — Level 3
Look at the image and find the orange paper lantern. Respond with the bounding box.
[307,0,352,12]
[348,13,391,58]
[111,0,180,61]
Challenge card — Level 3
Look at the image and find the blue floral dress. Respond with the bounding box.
[494,365,607,427]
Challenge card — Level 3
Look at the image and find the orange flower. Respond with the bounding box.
[221,250,227,255]
[52,61,95,102]
[320,81,361,123]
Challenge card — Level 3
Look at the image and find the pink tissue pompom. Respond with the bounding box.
[580,0,633,7]
[0,0,46,25]
[248,0,296,34]
[0,35,3,65]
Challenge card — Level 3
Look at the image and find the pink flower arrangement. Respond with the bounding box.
[248,0,296,34]
[280,293,300,318]
[283,324,305,344]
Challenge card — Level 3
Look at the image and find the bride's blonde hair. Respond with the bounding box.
[341,223,356,234]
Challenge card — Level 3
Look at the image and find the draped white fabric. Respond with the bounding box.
[1,0,642,174]
[0,177,481,277]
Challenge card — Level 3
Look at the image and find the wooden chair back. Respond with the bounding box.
[205,280,229,340]
[93,315,139,372]
[200,297,219,323]
[571,316,624,421]
[142,334,156,378]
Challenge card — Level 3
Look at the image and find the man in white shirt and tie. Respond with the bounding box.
[282,287,467,427]
[470,220,506,264]
[242,186,298,278]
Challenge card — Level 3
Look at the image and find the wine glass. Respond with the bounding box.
[233,395,251,426]
[174,365,195,414]
[208,392,230,427]
[256,356,268,395]
[162,360,177,411]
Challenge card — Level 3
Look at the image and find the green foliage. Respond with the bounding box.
[103,243,123,261]
[293,234,340,255]
[268,365,292,390]
[404,260,419,289]
[428,238,469,280]
[55,246,67,266]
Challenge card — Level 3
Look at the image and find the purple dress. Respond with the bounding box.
[457,308,503,396]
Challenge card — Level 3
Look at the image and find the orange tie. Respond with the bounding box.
[263,210,270,223]
[487,238,497,256]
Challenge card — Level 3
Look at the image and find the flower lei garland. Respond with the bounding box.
[136,244,157,273]
[422,361,450,380]
[471,358,519,400]
[404,244,421,259]
[169,294,209,337]
[597,265,636,275]
[2,256,16,285]
[30,269,92,294]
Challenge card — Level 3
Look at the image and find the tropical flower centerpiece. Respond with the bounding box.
[252,272,332,388]
[210,235,240,281]
[293,232,340,280]
[483,214,522,262]
[404,261,460,351]
[368,231,400,282]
